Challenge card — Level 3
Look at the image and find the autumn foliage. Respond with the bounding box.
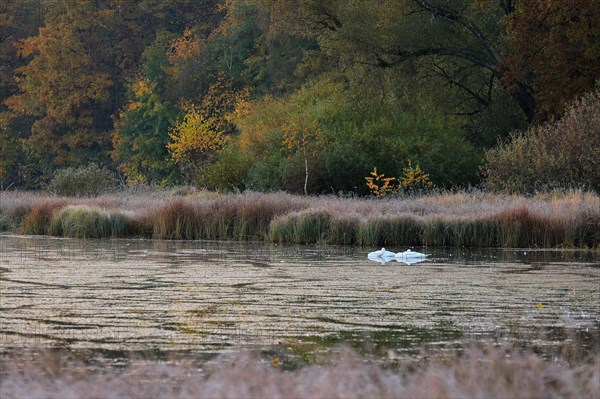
[0,0,597,194]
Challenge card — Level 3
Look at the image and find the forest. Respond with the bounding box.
[1,0,599,195]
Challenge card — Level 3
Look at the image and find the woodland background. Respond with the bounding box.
[1,0,598,195]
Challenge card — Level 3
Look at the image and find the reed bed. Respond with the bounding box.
[1,189,599,248]
[48,205,127,238]
[1,345,598,399]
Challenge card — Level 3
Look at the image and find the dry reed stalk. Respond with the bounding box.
[2,190,599,247]
[1,346,598,399]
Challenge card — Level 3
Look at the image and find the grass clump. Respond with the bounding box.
[357,216,424,247]
[269,210,331,244]
[49,206,127,238]
[328,216,360,245]
[151,200,200,240]
[19,200,69,235]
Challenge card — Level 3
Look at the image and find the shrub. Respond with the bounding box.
[484,88,600,194]
[47,164,119,197]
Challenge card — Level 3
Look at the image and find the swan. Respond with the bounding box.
[394,257,428,265]
[368,248,397,258]
[368,248,386,258]
[394,249,430,258]
[381,250,396,258]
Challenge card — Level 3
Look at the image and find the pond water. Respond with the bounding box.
[1,235,599,365]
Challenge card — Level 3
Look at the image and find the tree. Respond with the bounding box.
[167,75,245,185]
[0,0,46,187]
[5,6,114,168]
[504,0,600,122]
[167,104,228,183]
[282,115,320,195]
[287,0,538,122]
[112,78,181,185]
[4,0,224,185]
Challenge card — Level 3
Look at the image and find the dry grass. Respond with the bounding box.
[1,345,598,399]
[1,189,599,248]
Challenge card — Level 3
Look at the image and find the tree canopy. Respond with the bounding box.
[1,0,598,193]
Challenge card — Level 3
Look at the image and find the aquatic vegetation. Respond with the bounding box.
[1,189,599,248]
[49,206,127,238]
[19,200,70,235]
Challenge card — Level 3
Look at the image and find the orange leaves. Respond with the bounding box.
[365,167,396,198]
[168,28,201,62]
[400,160,433,193]
[282,115,320,153]
[165,28,203,82]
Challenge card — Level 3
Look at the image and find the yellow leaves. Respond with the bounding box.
[400,160,433,193]
[167,105,227,166]
[235,96,289,154]
[365,167,397,198]
[131,78,155,100]
[126,78,157,111]
[365,162,433,198]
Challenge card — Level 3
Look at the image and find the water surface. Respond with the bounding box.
[1,235,598,363]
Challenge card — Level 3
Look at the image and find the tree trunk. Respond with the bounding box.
[304,156,309,196]
[505,81,536,123]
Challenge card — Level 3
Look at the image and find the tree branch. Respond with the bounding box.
[431,60,491,107]
[413,0,503,64]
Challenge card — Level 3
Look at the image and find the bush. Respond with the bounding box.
[202,143,253,191]
[484,88,600,194]
[47,164,119,197]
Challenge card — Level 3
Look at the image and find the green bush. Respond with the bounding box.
[202,144,252,191]
[47,164,119,197]
[484,88,600,194]
[220,76,482,194]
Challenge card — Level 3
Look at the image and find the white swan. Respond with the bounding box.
[368,248,386,258]
[368,248,397,258]
[394,257,428,265]
[381,250,396,258]
[394,249,430,258]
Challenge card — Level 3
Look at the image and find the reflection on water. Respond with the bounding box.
[1,235,598,363]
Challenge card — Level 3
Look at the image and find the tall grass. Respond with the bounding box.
[1,345,598,399]
[48,206,127,238]
[18,200,69,235]
[2,189,599,248]
[150,193,307,240]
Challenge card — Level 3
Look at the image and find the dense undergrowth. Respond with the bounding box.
[1,190,599,248]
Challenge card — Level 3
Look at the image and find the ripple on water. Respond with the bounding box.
[0,235,598,362]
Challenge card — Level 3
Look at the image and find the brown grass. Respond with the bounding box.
[1,346,598,399]
[1,189,599,248]
[18,200,70,235]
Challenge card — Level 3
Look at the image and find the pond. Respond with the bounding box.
[1,235,598,366]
